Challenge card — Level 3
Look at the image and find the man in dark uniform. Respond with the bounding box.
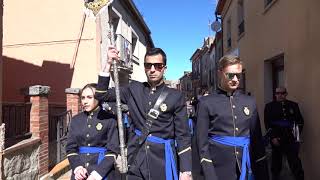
[66,83,120,180]
[95,47,192,180]
[196,55,269,180]
[190,95,205,180]
[264,87,304,180]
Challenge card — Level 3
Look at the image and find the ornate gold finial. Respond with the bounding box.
[85,0,111,16]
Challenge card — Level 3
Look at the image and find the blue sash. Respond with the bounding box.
[135,129,178,180]
[211,135,253,180]
[79,146,107,164]
[79,146,108,179]
[271,120,293,128]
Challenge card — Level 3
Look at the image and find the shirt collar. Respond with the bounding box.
[85,106,100,116]
[217,87,240,97]
[144,81,166,91]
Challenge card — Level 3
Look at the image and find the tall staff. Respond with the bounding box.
[84,0,128,173]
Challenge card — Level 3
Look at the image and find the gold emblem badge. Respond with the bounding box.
[243,107,250,116]
[96,123,103,131]
[160,103,167,112]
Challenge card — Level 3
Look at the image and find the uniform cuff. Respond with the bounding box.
[256,155,267,162]
[200,158,213,163]
[99,71,110,77]
[178,146,191,155]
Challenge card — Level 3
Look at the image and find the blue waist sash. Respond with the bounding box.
[79,146,107,164]
[271,120,293,128]
[135,129,178,180]
[210,135,252,180]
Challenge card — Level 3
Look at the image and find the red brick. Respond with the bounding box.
[29,93,50,174]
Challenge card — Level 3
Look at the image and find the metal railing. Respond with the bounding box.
[116,34,133,71]
[2,102,32,148]
[48,106,71,169]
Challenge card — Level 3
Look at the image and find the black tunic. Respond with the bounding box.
[95,76,192,180]
[66,107,120,179]
[196,89,268,180]
[264,100,304,142]
[264,99,304,179]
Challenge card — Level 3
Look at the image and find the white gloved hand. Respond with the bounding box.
[115,155,127,173]
[180,171,192,180]
[115,148,128,173]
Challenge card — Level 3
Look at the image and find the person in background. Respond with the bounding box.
[264,87,304,180]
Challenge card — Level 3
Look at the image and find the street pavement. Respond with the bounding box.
[57,170,71,180]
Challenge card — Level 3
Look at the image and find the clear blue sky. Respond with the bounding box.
[133,0,217,80]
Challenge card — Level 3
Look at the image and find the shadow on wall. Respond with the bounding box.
[2,56,74,104]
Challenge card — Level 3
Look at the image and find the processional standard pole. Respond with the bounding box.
[83,0,128,173]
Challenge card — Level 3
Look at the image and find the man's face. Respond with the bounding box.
[219,63,242,92]
[144,54,166,85]
[81,87,98,112]
[275,88,287,101]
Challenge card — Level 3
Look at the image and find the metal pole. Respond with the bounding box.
[57,117,61,164]
[83,0,128,173]
[108,7,128,174]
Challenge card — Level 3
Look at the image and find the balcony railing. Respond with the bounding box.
[116,34,133,72]
[132,54,139,64]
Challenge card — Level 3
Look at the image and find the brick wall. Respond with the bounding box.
[29,85,50,177]
[65,88,81,117]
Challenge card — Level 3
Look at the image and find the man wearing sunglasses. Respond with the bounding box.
[95,47,192,180]
[196,55,268,180]
[264,87,304,180]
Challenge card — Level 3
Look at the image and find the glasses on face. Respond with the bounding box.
[275,92,286,95]
[144,63,165,71]
[224,72,242,80]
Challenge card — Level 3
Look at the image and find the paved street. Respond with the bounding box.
[57,170,72,180]
[57,155,296,180]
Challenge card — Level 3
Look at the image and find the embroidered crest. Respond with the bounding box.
[243,107,250,116]
[96,123,103,131]
[160,103,167,112]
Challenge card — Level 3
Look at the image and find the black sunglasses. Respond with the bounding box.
[144,63,165,71]
[275,92,286,95]
[225,72,242,80]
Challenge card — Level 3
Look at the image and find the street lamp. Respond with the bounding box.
[211,14,222,32]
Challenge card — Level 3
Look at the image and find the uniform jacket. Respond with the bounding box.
[66,107,120,179]
[196,89,268,180]
[264,100,304,143]
[95,75,191,179]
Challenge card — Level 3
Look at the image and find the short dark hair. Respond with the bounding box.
[144,48,167,65]
[80,83,97,95]
[218,55,242,70]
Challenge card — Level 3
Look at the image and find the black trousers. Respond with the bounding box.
[271,142,304,180]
